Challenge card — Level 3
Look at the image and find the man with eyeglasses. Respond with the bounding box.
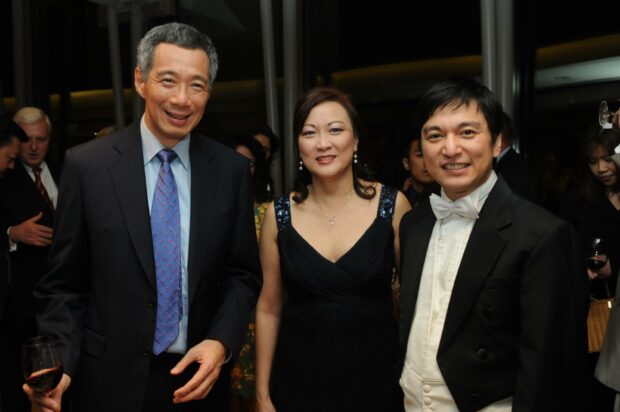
[0,107,58,412]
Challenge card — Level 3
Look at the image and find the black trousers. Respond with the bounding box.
[142,352,230,412]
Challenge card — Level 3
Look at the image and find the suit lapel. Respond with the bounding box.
[108,124,156,287]
[438,179,512,352]
[187,135,218,305]
[399,200,437,346]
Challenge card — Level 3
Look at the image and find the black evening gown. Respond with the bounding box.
[271,185,401,412]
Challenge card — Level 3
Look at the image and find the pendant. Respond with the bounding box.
[328,217,336,225]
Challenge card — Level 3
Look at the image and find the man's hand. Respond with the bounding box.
[171,339,227,403]
[587,255,612,280]
[23,373,71,412]
[9,212,53,247]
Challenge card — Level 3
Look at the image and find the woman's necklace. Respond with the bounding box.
[314,191,354,225]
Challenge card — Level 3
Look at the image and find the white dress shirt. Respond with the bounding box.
[141,117,192,354]
[401,171,513,411]
[22,160,58,208]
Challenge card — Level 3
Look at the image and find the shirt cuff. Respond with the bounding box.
[7,227,17,252]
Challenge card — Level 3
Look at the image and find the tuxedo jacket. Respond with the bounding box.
[494,148,541,204]
[398,177,588,412]
[35,123,261,411]
[0,160,56,321]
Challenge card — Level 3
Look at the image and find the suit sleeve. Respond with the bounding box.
[204,164,262,359]
[513,221,588,411]
[34,150,90,377]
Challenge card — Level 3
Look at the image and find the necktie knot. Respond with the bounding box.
[429,194,479,220]
[157,149,178,164]
[33,166,42,175]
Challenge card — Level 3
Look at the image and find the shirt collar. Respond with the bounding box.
[440,170,498,214]
[21,160,48,173]
[140,116,190,170]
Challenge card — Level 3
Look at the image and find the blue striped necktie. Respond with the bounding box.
[151,148,182,355]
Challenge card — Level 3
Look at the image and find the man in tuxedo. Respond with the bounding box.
[0,108,57,412]
[494,112,541,203]
[25,23,261,412]
[398,78,587,411]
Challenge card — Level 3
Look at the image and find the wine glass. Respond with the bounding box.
[22,336,63,393]
[586,238,608,271]
[599,100,617,129]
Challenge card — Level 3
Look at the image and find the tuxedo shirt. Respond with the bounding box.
[401,172,512,411]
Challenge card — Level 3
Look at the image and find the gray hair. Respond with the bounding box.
[13,107,52,135]
[136,22,219,89]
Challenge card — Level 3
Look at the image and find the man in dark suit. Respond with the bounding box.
[0,108,57,412]
[0,121,28,324]
[494,112,541,203]
[24,23,261,412]
[398,78,587,411]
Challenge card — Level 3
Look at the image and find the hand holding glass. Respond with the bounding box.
[22,336,64,393]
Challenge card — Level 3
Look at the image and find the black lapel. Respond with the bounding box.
[438,178,512,352]
[399,199,437,347]
[107,123,155,288]
[187,135,218,305]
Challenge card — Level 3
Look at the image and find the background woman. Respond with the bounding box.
[224,133,269,412]
[562,126,620,411]
[255,86,410,412]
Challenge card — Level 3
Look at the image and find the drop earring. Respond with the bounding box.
[353,151,358,164]
[299,158,304,171]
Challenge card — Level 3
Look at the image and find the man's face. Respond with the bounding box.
[19,119,50,168]
[135,43,211,147]
[0,138,20,177]
[421,101,500,200]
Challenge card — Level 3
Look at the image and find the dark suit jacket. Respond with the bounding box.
[0,160,55,322]
[495,148,541,204]
[398,177,588,412]
[35,123,261,411]
[0,216,8,325]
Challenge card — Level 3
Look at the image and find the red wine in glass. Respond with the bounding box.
[22,336,63,393]
[587,258,607,271]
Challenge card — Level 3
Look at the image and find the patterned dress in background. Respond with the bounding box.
[231,201,269,398]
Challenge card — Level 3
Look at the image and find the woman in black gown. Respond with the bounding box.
[255,86,410,412]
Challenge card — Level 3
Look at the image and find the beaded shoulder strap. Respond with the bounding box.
[274,195,292,231]
[377,185,397,221]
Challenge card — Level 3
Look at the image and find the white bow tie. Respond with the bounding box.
[429,194,479,220]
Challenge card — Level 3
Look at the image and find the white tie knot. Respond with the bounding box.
[429,194,479,220]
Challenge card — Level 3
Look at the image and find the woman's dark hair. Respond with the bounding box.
[579,126,620,204]
[223,133,271,203]
[251,125,280,158]
[291,86,375,203]
[418,77,503,144]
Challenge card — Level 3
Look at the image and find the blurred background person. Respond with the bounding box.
[0,121,27,322]
[252,125,280,201]
[400,133,437,207]
[255,86,410,412]
[224,133,269,412]
[0,121,27,411]
[562,126,620,411]
[0,107,57,412]
[494,112,541,204]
